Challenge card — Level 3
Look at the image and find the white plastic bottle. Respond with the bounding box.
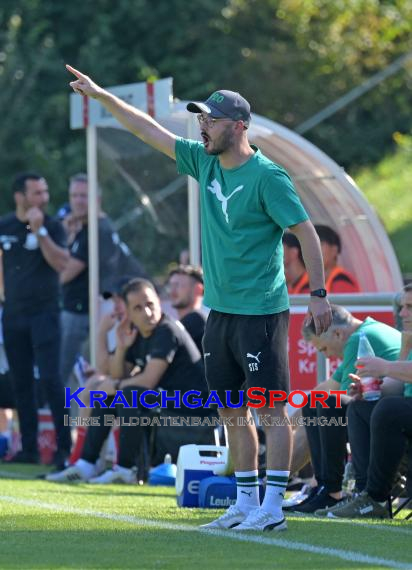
[356,331,381,401]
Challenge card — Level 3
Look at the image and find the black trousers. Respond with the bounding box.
[366,397,412,502]
[302,395,349,493]
[82,387,158,468]
[2,309,71,454]
[346,399,378,491]
[0,372,16,409]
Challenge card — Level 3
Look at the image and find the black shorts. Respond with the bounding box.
[202,310,290,406]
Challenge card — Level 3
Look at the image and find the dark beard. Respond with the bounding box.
[206,126,235,155]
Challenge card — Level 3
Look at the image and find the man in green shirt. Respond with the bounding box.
[294,304,401,514]
[66,66,332,532]
[317,284,412,519]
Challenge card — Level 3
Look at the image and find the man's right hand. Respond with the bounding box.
[66,65,104,99]
[305,296,332,336]
[26,207,45,234]
[65,64,177,160]
[62,213,83,245]
[115,314,138,350]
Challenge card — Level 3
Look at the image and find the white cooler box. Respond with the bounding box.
[176,444,231,507]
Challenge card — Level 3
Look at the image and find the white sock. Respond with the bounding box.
[76,458,97,479]
[262,470,290,515]
[235,470,260,510]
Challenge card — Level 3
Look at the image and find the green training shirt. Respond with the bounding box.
[332,317,401,393]
[404,350,412,397]
[175,138,308,315]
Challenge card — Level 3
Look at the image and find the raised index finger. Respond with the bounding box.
[66,64,86,79]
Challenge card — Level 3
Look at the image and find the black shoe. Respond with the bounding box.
[3,450,40,464]
[294,487,341,513]
[284,485,320,512]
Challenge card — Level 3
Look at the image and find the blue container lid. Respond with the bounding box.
[149,462,177,486]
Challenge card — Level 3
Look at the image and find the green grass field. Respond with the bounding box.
[0,464,411,570]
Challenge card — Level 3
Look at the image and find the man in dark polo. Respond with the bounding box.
[59,173,148,392]
[0,172,71,466]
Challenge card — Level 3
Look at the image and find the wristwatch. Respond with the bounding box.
[36,226,49,238]
[310,288,327,298]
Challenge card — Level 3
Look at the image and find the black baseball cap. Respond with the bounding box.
[187,90,251,123]
[102,275,136,299]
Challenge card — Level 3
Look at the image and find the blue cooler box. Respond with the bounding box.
[198,476,265,508]
[177,469,215,507]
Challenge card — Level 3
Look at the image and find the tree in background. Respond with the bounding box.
[0,0,411,272]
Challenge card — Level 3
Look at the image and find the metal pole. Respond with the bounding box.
[187,114,201,266]
[289,292,396,307]
[87,125,99,368]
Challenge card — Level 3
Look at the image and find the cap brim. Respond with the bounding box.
[101,274,139,300]
[186,101,211,114]
[187,101,232,119]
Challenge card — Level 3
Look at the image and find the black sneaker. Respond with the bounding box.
[283,485,320,511]
[316,491,389,519]
[3,450,40,464]
[294,487,342,513]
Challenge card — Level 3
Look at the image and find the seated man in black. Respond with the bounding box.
[48,278,209,483]
[167,264,206,354]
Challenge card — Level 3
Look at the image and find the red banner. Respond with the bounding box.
[289,308,395,391]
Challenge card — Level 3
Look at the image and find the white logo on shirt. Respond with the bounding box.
[23,233,39,250]
[0,235,18,251]
[207,179,244,223]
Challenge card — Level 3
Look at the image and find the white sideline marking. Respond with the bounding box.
[0,495,411,569]
[289,514,412,537]
[329,518,412,537]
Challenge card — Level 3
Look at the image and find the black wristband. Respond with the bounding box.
[310,288,327,298]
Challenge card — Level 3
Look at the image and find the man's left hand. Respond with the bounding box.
[355,356,388,378]
[96,377,118,395]
[305,297,332,336]
[26,207,44,233]
[401,330,412,354]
